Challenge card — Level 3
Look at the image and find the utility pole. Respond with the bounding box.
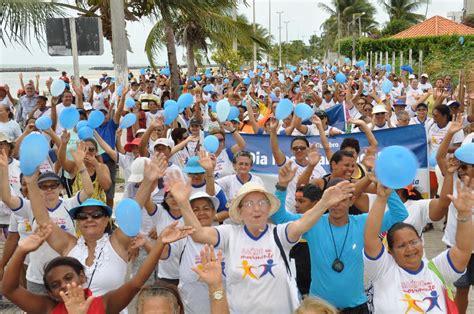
[284,21,290,43]
[253,0,257,71]
[337,9,341,65]
[110,0,128,86]
[268,0,271,66]
[68,18,80,86]
[277,11,284,68]
[232,6,238,51]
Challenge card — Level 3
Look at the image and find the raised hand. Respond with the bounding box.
[349,118,367,129]
[159,221,194,244]
[448,113,464,135]
[143,153,167,182]
[310,115,323,128]
[198,150,215,174]
[319,180,355,209]
[148,228,158,240]
[61,130,71,145]
[59,282,94,314]
[448,177,474,214]
[446,157,461,174]
[278,160,297,186]
[375,182,392,199]
[18,223,52,253]
[0,149,9,168]
[83,155,99,169]
[362,147,376,171]
[165,170,192,204]
[306,144,321,166]
[192,245,223,287]
[71,141,87,166]
[115,128,122,138]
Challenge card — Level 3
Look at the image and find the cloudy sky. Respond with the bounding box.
[0,0,464,66]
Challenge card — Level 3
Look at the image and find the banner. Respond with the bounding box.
[226,124,429,197]
[325,104,346,132]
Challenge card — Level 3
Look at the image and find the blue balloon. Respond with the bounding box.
[139,68,146,75]
[164,99,177,110]
[177,93,194,109]
[164,102,179,125]
[203,85,213,93]
[294,87,300,94]
[160,68,170,76]
[290,66,297,72]
[35,116,52,130]
[429,152,438,168]
[78,126,94,140]
[125,97,136,109]
[249,71,255,78]
[227,106,240,121]
[76,120,89,131]
[216,99,230,121]
[355,60,366,68]
[381,80,393,94]
[275,98,293,120]
[116,198,141,237]
[302,69,309,76]
[454,143,474,164]
[265,72,271,79]
[195,75,202,81]
[203,135,219,153]
[51,79,66,97]
[335,73,347,84]
[243,77,251,85]
[385,64,392,73]
[318,68,325,74]
[459,36,464,45]
[208,101,217,113]
[294,103,314,121]
[344,57,351,64]
[88,110,105,129]
[19,133,49,175]
[120,113,137,129]
[269,67,274,73]
[327,79,335,86]
[59,107,80,130]
[205,72,213,78]
[278,73,285,83]
[331,65,338,72]
[224,78,229,84]
[116,85,124,97]
[293,75,301,83]
[401,65,414,74]
[375,146,419,189]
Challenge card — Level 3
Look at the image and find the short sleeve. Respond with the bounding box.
[452,129,465,144]
[8,214,19,232]
[214,224,233,251]
[432,249,466,284]
[363,245,395,282]
[64,193,82,210]
[276,222,300,253]
[11,198,33,220]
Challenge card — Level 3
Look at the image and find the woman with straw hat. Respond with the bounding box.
[165,162,355,313]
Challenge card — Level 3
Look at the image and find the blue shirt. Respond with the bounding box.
[271,190,407,309]
[96,119,118,163]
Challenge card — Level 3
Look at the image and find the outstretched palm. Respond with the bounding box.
[60,282,94,314]
[306,144,321,166]
[198,150,215,173]
[192,245,223,287]
[449,177,474,214]
[320,181,355,208]
[160,221,194,244]
[166,170,192,204]
[18,223,52,253]
[278,161,297,186]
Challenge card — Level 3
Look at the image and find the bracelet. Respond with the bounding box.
[456,215,471,223]
[79,168,87,174]
[210,289,225,301]
[275,183,287,191]
[230,129,236,134]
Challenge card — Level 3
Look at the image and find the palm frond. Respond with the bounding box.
[145,20,166,70]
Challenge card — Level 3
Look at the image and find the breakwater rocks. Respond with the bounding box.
[0,67,58,72]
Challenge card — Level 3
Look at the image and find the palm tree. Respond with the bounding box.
[318,0,377,47]
[378,0,428,24]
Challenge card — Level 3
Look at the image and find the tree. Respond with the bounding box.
[318,0,378,49]
[381,19,412,36]
[378,0,427,25]
[463,14,474,28]
[212,48,245,72]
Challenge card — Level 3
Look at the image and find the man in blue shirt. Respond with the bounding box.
[272,165,408,312]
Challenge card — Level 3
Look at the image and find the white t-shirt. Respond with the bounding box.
[427,122,464,169]
[176,238,226,314]
[214,149,235,179]
[365,247,464,313]
[214,223,300,314]
[404,199,432,235]
[117,152,135,182]
[409,116,434,134]
[145,110,163,128]
[0,120,22,141]
[8,212,33,264]
[12,195,79,284]
[367,122,391,131]
[280,156,327,212]
[92,91,106,110]
[0,159,21,224]
[152,204,184,279]
[216,174,264,206]
[406,87,422,111]
[419,82,433,91]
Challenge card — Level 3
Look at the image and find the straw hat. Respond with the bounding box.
[229,182,280,224]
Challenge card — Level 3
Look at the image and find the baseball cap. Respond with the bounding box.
[124,138,141,152]
[128,157,149,183]
[183,156,205,174]
[408,74,416,80]
[37,171,62,185]
[189,117,203,126]
[421,73,429,78]
[446,100,460,107]
[393,99,407,106]
[153,138,172,148]
[83,102,93,111]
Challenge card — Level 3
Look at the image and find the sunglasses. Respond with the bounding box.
[217,138,225,143]
[292,146,307,152]
[75,210,107,221]
[87,147,96,153]
[39,183,60,191]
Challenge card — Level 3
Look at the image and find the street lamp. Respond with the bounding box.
[284,21,290,43]
[277,11,284,68]
[349,12,365,62]
[253,0,257,71]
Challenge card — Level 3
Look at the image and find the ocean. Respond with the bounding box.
[0,64,147,94]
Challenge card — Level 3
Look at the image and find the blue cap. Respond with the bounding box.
[183,156,205,174]
[69,198,112,219]
[394,99,406,106]
[454,143,474,165]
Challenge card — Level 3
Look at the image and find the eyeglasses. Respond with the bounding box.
[76,210,107,220]
[292,146,307,152]
[393,238,422,250]
[240,199,270,209]
[39,183,60,191]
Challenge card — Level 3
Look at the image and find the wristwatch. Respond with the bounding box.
[275,183,287,191]
[210,289,225,301]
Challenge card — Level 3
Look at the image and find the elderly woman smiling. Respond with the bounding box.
[165,166,355,314]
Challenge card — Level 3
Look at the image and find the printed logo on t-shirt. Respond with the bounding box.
[239,248,276,280]
[400,280,442,313]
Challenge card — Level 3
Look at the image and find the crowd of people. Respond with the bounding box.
[0,62,472,314]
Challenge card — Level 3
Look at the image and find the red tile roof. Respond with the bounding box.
[391,15,474,39]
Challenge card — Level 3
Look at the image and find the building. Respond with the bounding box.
[391,15,474,39]
[448,11,464,22]
[465,0,474,16]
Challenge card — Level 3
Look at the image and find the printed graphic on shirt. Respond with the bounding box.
[238,248,277,280]
[399,280,442,313]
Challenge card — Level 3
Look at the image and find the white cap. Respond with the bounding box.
[421,73,429,78]
[408,74,416,80]
[83,102,93,111]
[372,105,388,114]
[153,138,172,148]
[128,157,150,183]
[189,191,220,210]
[136,128,146,135]
[101,82,108,89]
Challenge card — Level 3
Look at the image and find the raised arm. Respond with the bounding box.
[113,86,128,124]
[94,130,118,163]
[428,157,456,222]
[135,153,168,215]
[166,170,218,245]
[70,142,95,202]
[350,119,378,149]
[436,113,464,175]
[198,150,217,197]
[11,124,35,159]
[0,151,22,210]
[268,119,286,165]
[295,145,320,187]
[311,115,333,160]
[364,183,392,258]
[447,177,474,272]
[221,122,246,154]
[58,131,77,174]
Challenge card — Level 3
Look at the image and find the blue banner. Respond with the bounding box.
[325,104,346,132]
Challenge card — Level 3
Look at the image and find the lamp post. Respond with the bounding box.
[349,12,365,62]
[253,0,257,71]
[268,0,271,66]
[277,11,284,68]
[284,21,290,43]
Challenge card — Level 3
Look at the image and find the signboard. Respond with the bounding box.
[46,17,104,56]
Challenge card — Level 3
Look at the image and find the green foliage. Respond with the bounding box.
[381,19,412,36]
[423,46,474,82]
[463,14,474,28]
[211,49,245,72]
[267,35,324,65]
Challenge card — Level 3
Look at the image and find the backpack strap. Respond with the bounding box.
[428,260,455,300]
[273,226,292,276]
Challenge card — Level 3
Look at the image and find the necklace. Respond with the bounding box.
[328,218,350,273]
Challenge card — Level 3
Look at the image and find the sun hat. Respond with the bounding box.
[124,138,141,152]
[189,191,220,210]
[454,143,474,165]
[372,105,388,114]
[69,198,112,220]
[128,157,149,183]
[183,156,205,174]
[153,138,172,148]
[0,132,13,144]
[228,182,280,223]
